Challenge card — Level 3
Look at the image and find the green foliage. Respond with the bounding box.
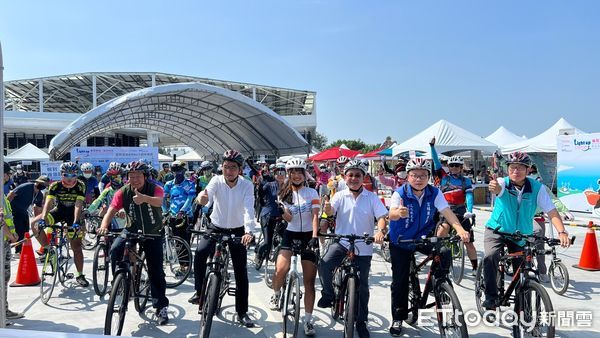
[327,139,380,153]
[311,130,328,150]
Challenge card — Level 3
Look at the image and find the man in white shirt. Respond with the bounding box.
[189,149,256,327]
[318,160,388,338]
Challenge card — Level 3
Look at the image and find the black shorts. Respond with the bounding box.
[280,230,317,264]
[440,206,475,242]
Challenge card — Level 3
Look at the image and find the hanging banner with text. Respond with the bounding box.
[70,147,159,172]
[556,133,600,218]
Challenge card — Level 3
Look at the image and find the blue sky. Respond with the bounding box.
[1,0,599,145]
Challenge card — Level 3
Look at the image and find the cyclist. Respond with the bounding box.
[387,157,470,336]
[7,174,47,254]
[87,164,126,231]
[254,162,286,269]
[98,162,121,192]
[97,160,169,325]
[318,160,388,338]
[31,162,89,287]
[313,163,332,198]
[268,158,320,336]
[359,159,378,194]
[163,160,195,242]
[482,151,570,310]
[79,162,100,205]
[430,140,478,275]
[327,156,349,197]
[191,160,215,226]
[378,157,407,189]
[190,149,256,328]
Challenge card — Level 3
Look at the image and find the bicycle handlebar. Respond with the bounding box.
[318,232,375,244]
[188,229,243,244]
[396,235,461,245]
[492,227,574,246]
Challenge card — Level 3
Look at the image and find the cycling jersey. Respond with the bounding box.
[47,180,86,209]
[163,179,196,216]
[88,186,125,230]
[283,186,319,233]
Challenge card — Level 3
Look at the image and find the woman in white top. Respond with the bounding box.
[269,157,320,336]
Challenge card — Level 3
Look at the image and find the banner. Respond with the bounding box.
[40,161,64,181]
[556,133,600,218]
[70,147,159,172]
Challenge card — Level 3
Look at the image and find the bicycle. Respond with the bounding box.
[544,235,576,295]
[318,232,373,338]
[82,214,102,250]
[474,228,555,337]
[400,235,469,338]
[378,233,391,263]
[39,222,79,304]
[162,213,193,288]
[188,229,242,338]
[446,215,475,285]
[104,231,157,336]
[264,218,286,288]
[319,215,336,258]
[92,232,113,297]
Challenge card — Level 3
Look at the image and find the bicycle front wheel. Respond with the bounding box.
[474,260,486,316]
[406,260,421,325]
[199,273,220,338]
[549,261,569,295]
[450,240,465,285]
[104,273,129,336]
[40,247,58,304]
[513,281,555,338]
[343,276,357,338]
[93,242,109,296]
[264,246,279,288]
[134,254,150,313]
[164,235,192,288]
[435,282,469,338]
[282,274,301,338]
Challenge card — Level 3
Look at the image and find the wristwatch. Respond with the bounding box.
[558,230,569,236]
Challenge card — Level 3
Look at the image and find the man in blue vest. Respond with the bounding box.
[482,151,570,310]
[387,157,470,336]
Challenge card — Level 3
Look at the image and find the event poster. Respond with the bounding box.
[40,161,64,181]
[70,147,160,172]
[556,133,600,218]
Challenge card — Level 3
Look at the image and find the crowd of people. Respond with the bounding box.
[0,145,574,336]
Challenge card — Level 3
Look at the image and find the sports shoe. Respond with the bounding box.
[539,274,550,283]
[390,320,402,336]
[156,307,168,325]
[356,321,370,338]
[471,269,477,276]
[481,298,497,310]
[76,274,90,287]
[269,293,280,310]
[304,320,316,336]
[6,310,24,319]
[188,292,201,304]
[238,313,255,328]
[317,296,333,308]
[254,253,263,271]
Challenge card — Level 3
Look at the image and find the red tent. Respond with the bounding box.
[357,147,386,160]
[308,146,362,161]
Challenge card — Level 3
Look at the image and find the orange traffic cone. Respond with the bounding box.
[10,232,41,286]
[573,221,600,271]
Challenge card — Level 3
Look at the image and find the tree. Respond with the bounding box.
[311,130,328,150]
[327,139,380,153]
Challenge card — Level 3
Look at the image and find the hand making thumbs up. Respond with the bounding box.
[398,197,409,219]
[133,188,146,205]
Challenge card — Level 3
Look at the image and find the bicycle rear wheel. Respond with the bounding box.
[549,261,569,295]
[282,274,301,338]
[331,268,343,320]
[104,273,129,336]
[40,247,58,304]
[164,235,192,288]
[450,240,465,285]
[83,216,100,250]
[264,245,279,288]
[93,242,109,296]
[406,259,421,325]
[343,276,357,338]
[134,254,150,313]
[199,273,220,338]
[474,260,486,316]
[435,281,469,337]
[513,281,555,338]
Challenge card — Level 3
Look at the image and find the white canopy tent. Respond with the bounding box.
[178,150,204,161]
[485,126,527,147]
[5,143,49,162]
[392,119,498,156]
[501,118,584,153]
[158,153,172,161]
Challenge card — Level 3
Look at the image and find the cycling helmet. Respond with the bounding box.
[359,158,370,169]
[171,160,186,172]
[336,156,349,164]
[150,168,159,178]
[126,161,150,175]
[223,149,244,167]
[319,163,327,169]
[344,160,368,175]
[80,162,94,172]
[107,162,122,176]
[200,160,213,171]
[285,158,306,171]
[448,156,464,165]
[275,162,286,170]
[269,164,276,170]
[506,152,532,167]
[60,161,79,174]
[406,158,432,174]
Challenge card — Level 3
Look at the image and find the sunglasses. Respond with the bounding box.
[62,173,77,178]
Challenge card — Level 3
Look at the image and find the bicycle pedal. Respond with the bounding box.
[227,287,236,297]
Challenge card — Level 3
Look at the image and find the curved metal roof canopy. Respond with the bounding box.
[48,82,309,160]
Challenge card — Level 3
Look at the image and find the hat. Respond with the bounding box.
[34,175,50,185]
[16,164,22,169]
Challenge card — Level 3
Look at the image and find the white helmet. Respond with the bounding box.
[344,160,368,175]
[285,158,306,171]
[448,156,464,165]
[275,162,286,170]
[200,160,213,170]
[406,158,432,174]
[336,156,349,164]
[80,162,94,172]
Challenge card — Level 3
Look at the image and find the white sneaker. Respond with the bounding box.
[269,293,280,310]
[304,320,315,336]
[539,274,550,283]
